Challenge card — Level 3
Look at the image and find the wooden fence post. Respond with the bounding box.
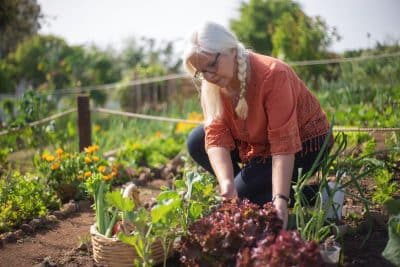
[77,95,92,152]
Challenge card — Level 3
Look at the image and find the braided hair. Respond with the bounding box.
[182,21,250,123]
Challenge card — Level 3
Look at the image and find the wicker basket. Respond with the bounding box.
[90,224,172,267]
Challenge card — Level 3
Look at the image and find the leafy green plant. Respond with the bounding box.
[382,199,400,264]
[292,128,343,243]
[372,169,398,204]
[116,169,218,267]
[0,171,60,232]
[35,145,118,202]
[293,128,377,245]
[118,208,156,267]
[118,134,184,169]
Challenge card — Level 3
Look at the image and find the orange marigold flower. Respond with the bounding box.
[56,148,64,157]
[51,163,60,170]
[102,174,112,181]
[155,131,162,138]
[84,156,92,164]
[84,171,92,178]
[98,165,107,173]
[84,144,100,154]
[92,156,100,162]
[45,155,55,162]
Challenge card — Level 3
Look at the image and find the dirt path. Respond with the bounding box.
[0,185,164,267]
[0,208,95,267]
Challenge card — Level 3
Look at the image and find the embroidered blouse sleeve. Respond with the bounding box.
[263,70,302,155]
[204,118,235,151]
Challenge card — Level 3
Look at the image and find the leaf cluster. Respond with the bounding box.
[178,199,283,266]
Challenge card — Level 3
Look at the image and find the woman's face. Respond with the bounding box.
[188,49,237,89]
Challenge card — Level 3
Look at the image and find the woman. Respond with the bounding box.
[183,22,332,228]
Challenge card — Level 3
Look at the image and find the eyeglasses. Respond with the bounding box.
[192,53,221,92]
[194,52,221,79]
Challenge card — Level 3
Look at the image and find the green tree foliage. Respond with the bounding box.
[230,0,302,55]
[272,11,339,89]
[230,0,339,89]
[0,0,42,58]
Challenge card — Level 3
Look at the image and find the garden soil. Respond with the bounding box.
[0,178,398,266]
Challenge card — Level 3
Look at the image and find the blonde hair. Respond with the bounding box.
[182,22,249,124]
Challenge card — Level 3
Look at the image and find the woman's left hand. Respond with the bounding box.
[273,198,288,229]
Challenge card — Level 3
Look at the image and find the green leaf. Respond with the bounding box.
[382,214,400,266]
[156,190,180,202]
[189,202,203,220]
[118,232,144,259]
[151,197,181,224]
[105,190,135,212]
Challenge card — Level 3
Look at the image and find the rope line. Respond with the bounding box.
[36,51,400,96]
[0,108,76,136]
[91,108,201,125]
[92,108,400,133]
[1,107,398,137]
[48,73,187,96]
[288,51,400,66]
[333,126,400,132]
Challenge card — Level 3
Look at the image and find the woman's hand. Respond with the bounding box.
[220,180,237,201]
[273,197,288,229]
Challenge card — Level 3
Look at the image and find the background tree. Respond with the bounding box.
[272,12,339,89]
[230,0,302,55]
[0,0,42,58]
[230,0,340,89]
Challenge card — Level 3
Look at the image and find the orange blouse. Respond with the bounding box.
[204,52,330,163]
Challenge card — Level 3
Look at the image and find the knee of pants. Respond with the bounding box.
[186,125,206,160]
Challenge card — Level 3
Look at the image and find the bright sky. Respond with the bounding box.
[37,0,400,54]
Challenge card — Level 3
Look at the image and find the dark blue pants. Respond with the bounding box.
[187,125,324,206]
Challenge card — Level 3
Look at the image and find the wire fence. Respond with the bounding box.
[1,106,399,138]
[1,51,399,152]
[11,50,400,97]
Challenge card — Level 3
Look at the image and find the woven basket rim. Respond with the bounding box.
[90,224,120,241]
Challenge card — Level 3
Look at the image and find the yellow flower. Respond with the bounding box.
[45,155,55,162]
[102,174,113,181]
[92,156,100,162]
[51,163,60,170]
[56,148,64,157]
[155,131,162,138]
[131,143,140,149]
[84,171,92,178]
[187,112,203,121]
[98,165,107,173]
[94,124,101,133]
[175,112,203,134]
[85,144,100,154]
[84,156,92,164]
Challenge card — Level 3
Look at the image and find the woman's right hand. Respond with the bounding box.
[220,180,237,200]
[207,147,237,200]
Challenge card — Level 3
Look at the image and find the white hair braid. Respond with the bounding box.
[182,22,250,123]
[235,43,249,119]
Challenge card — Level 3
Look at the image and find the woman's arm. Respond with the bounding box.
[272,153,295,229]
[207,147,237,199]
